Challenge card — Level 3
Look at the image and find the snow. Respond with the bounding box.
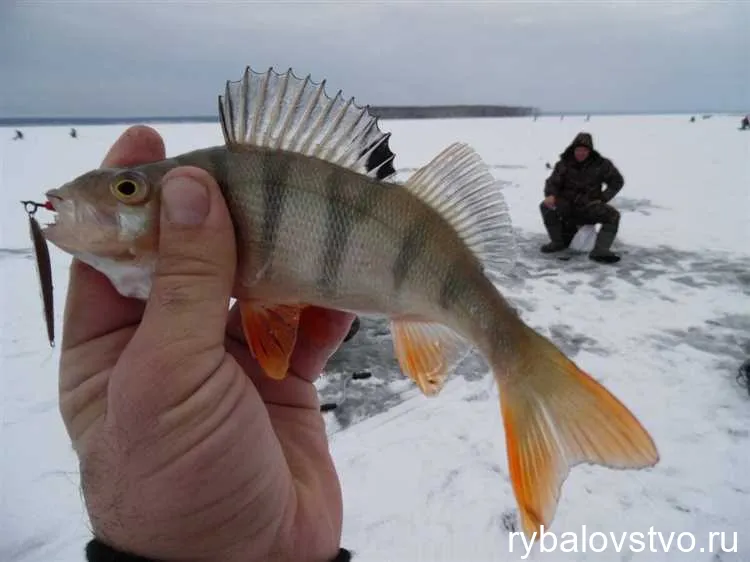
[2,115,749,561]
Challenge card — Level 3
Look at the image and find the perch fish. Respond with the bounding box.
[39,65,659,539]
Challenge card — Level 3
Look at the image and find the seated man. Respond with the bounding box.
[539,132,624,263]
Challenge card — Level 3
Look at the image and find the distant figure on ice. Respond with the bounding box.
[70,127,78,138]
[740,115,749,130]
[12,129,23,140]
[539,132,624,264]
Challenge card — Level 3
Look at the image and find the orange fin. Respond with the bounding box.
[391,320,471,396]
[239,302,303,380]
[497,324,659,541]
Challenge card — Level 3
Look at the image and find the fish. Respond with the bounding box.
[39,65,659,539]
[23,200,55,346]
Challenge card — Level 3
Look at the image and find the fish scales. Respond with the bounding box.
[204,146,487,332]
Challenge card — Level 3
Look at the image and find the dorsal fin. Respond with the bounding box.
[403,143,518,279]
[218,66,397,180]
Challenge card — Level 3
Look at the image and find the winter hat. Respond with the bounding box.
[572,132,594,150]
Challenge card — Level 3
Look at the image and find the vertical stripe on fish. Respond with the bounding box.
[318,167,349,297]
[318,169,385,298]
[261,149,290,274]
[392,210,430,293]
[439,256,468,311]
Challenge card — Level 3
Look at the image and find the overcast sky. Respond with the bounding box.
[1,1,748,118]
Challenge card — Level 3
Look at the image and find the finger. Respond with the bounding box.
[122,166,237,406]
[225,302,247,345]
[62,261,145,349]
[62,125,164,352]
[290,308,356,381]
[228,307,355,411]
[101,125,165,168]
[226,304,354,381]
[225,304,354,407]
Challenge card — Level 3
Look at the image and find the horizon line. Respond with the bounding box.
[1,108,747,127]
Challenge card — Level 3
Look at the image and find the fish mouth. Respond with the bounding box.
[38,192,121,254]
[40,192,65,234]
[45,191,63,212]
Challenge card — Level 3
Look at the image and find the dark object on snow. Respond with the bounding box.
[545,162,552,170]
[540,132,623,263]
[690,116,696,123]
[320,371,372,412]
[13,129,23,140]
[70,128,78,138]
[343,315,361,342]
[351,370,372,381]
[740,116,749,130]
[737,360,750,396]
[322,318,368,412]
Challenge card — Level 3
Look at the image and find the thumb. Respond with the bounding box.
[134,166,236,363]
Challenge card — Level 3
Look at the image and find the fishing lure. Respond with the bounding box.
[22,200,55,347]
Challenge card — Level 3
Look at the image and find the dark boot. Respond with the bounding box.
[589,222,621,263]
[539,204,568,253]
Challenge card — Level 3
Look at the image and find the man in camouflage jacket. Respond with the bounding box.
[540,132,624,263]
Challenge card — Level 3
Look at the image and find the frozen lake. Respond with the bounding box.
[2,113,749,561]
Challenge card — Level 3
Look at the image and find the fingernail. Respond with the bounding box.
[162,175,209,225]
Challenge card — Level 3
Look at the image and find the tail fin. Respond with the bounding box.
[497,324,659,540]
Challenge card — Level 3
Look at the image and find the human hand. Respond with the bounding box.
[58,125,354,562]
[543,195,556,208]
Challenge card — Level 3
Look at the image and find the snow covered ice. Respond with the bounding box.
[2,115,749,561]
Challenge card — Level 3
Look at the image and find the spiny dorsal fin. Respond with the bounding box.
[403,143,517,279]
[218,66,397,180]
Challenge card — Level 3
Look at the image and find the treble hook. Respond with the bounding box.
[21,200,53,216]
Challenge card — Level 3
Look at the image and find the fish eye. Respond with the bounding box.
[110,173,150,204]
[117,180,137,196]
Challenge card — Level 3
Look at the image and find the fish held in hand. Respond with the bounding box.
[40,65,659,538]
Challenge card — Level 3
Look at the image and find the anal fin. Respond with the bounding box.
[239,302,304,380]
[391,320,472,396]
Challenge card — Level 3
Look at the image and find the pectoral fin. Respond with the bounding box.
[239,302,304,380]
